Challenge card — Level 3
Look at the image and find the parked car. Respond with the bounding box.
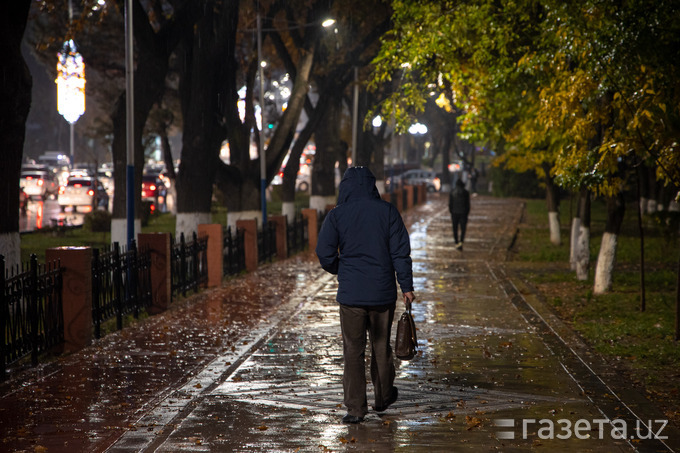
[20,170,59,200]
[388,169,441,192]
[141,174,168,212]
[58,176,109,212]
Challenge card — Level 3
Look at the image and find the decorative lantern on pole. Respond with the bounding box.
[55,39,86,166]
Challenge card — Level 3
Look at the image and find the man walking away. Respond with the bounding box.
[316,166,416,424]
[449,178,471,250]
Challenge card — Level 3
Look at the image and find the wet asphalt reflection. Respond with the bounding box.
[2,194,675,452]
[109,195,662,452]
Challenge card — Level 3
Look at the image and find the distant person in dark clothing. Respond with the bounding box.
[449,179,471,250]
[469,167,479,193]
[316,166,416,424]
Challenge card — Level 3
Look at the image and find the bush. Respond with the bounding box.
[140,200,153,226]
[83,209,112,232]
[489,163,543,198]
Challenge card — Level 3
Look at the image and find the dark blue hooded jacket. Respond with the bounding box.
[315,167,414,306]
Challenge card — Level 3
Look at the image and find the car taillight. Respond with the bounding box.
[149,184,156,191]
[74,183,82,188]
[59,186,65,194]
[87,189,94,196]
[38,179,44,186]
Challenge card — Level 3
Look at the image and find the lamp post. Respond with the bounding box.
[257,12,267,227]
[55,39,85,167]
[55,0,85,168]
[124,0,135,247]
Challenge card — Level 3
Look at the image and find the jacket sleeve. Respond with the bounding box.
[315,212,340,274]
[388,205,414,293]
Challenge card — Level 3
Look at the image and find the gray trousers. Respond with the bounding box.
[339,303,396,417]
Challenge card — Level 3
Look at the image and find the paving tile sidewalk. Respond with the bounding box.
[2,194,677,452]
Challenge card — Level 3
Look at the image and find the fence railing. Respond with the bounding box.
[287,213,308,256]
[0,255,63,380]
[223,226,246,276]
[92,241,152,339]
[257,221,277,264]
[171,232,209,298]
[2,202,377,378]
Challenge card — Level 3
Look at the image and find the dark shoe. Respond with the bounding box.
[342,414,364,424]
[373,387,398,412]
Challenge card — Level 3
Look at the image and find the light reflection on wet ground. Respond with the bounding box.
[2,194,675,452]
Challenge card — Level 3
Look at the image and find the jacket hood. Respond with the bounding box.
[337,166,381,204]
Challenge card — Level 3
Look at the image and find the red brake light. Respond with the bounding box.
[59,186,65,194]
[149,184,156,191]
[38,179,44,186]
[74,183,82,188]
[87,189,94,196]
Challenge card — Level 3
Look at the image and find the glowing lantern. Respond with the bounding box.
[55,40,86,124]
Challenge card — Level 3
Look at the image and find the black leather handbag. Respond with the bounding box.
[395,305,417,360]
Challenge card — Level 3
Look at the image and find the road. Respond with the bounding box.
[19,194,175,233]
[19,198,91,232]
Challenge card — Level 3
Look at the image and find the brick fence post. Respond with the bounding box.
[236,219,258,272]
[198,224,223,287]
[45,247,92,352]
[268,215,288,259]
[405,185,414,209]
[302,208,318,251]
[395,190,404,213]
[138,233,171,314]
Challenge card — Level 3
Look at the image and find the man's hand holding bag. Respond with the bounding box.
[395,292,417,360]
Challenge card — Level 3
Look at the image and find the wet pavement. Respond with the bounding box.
[2,194,678,452]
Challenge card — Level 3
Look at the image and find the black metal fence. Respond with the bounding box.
[258,221,277,264]
[171,232,209,298]
[287,213,308,256]
[0,255,63,379]
[223,226,246,276]
[91,241,152,339]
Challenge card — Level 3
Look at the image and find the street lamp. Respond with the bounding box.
[55,39,86,167]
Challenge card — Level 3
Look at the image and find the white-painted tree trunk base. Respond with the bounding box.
[375,180,385,195]
[594,231,617,294]
[575,226,590,281]
[111,218,142,246]
[549,211,561,245]
[281,202,296,224]
[646,199,658,214]
[226,210,260,231]
[310,195,336,213]
[639,197,648,216]
[176,212,212,240]
[0,232,21,271]
[669,200,680,212]
[569,217,581,270]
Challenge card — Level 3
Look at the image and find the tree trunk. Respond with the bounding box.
[637,169,646,311]
[543,163,561,245]
[594,192,626,294]
[569,192,580,271]
[575,188,591,281]
[311,96,342,211]
[175,0,239,237]
[111,0,180,245]
[0,0,32,269]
